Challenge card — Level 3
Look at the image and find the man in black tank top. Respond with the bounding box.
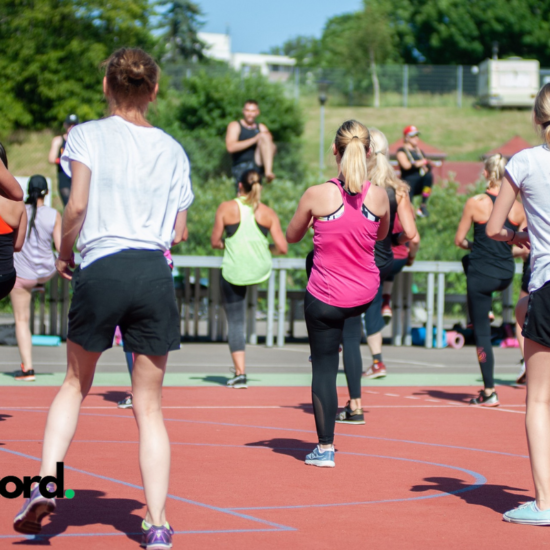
[48,114,79,207]
[226,100,276,184]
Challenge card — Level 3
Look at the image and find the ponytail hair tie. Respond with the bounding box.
[543,121,550,129]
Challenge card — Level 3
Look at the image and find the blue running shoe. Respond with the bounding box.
[13,482,56,534]
[141,522,173,549]
[305,445,335,468]
[503,501,550,525]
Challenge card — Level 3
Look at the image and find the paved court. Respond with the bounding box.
[0,342,524,387]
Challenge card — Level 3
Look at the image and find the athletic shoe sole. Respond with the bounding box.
[14,500,55,534]
[305,459,335,468]
[228,384,248,389]
[335,419,365,425]
[503,515,550,525]
[363,372,386,379]
[14,376,35,381]
[516,373,526,385]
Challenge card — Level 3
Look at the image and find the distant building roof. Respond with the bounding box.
[389,138,447,160]
[483,135,533,159]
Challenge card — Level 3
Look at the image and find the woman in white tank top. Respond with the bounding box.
[10,175,61,382]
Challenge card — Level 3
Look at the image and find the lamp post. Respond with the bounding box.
[318,79,329,178]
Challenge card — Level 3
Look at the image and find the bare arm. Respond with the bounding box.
[396,192,417,243]
[13,206,27,252]
[486,174,529,248]
[171,210,187,246]
[52,211,62,252]
[211,204,226,249]
[225,121,259,154]
[48,136,63,165]
[267,210,288,255]
[454,199,474,249]
[286,188,314,243]
[396,150,428,171]
[56,161,91,279]
[0,161,24,201]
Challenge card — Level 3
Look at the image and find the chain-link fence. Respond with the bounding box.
[167,63,550,108]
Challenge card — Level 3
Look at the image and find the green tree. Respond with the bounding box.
[268,36,321,66]
[0,0,155,135]
[156,0,205,62]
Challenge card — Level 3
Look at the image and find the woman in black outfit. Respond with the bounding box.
[455,153,525,406]
[0,143,27,299]
[396,125,433,218]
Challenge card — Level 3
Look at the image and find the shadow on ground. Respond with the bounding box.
[412,389,475,403]
[188,375,228,386]
[411,477,529,514]
[245,438,317,462]
[12,490,144,546]
[0,414,12,421]
[93,390,131,404]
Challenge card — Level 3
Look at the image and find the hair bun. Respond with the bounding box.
[126,62,145,81]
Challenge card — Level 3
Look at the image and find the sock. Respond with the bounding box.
[373,353,383,364]
[142,520,170,529]
[382,294,391,304]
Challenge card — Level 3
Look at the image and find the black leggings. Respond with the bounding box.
[305,290,370,445]
[466,269,513,389]
[405,171,433,204]
[220,274,248,353]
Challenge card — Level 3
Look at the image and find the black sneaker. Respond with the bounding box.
[469,390,499,407]
[117,395,133,409]
[227,374,247,389]
[335,401,365,424]
[416,204,429,218]
[14,368,35,381]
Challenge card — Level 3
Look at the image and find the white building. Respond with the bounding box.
[198,32,296,82]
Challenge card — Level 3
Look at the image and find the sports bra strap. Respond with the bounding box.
[329,178,371,199]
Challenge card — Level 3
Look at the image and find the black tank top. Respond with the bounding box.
[57,137,66,173]
[232,122,260,166]
[468,193,517,279]
[0,214,14,275]
[374,187,397,275]
[397,147,423,179]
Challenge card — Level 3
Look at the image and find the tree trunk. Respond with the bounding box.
[370,48,380,109]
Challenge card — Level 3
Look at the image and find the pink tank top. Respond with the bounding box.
[307,179,380,308]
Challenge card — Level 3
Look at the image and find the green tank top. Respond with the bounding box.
[221,198,272,285]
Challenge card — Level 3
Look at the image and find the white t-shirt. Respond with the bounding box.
[61,116,194,268]
[506,144,550,292]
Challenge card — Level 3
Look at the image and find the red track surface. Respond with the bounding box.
[0,385,542,549]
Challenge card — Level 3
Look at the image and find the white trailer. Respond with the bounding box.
[478,58,540,108]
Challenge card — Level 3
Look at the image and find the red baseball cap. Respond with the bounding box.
[403,125,419,137]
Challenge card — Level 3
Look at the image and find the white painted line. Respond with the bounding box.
[425,399,441,403]
[405,396,420,399]
[385,393,400,397]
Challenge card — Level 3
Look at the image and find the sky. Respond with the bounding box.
[197,0,362,54]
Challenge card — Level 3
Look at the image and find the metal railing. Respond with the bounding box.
[29,257,521,349]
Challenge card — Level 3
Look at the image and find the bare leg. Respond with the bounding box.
[254,133,277,182]
[525,338,550,510]
[382,281,393,296]
[40,340,100,477]
[516,292,528,357]
[230,351,245,376]
[132,353,170,527]
[367,331,383,356]
[10,287,33,371]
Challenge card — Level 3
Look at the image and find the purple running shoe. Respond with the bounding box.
[13,483,56,534]
[141,522,173,549]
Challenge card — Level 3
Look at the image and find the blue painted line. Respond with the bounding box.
[0,447,294,533]
[0,528,285,540]
[1,407,530,458]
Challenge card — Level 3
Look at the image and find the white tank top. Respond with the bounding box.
[14,205,57,280]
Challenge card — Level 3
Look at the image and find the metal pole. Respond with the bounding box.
[426,273,435,349]
[403,65,409,108]
[457,65,463,108]
[403,272,413,346]
[266,270,276,347]
[436,273,445,348]
[392,272,403,346]
[277,269,287,347]
[319,104,325,178]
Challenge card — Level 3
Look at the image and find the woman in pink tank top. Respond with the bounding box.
[287,120,390,467]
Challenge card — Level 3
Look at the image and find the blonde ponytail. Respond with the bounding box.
[367,127,409,193]
[239,168,262,211]
[484,153,506,188]
[534,83,550,148]
[334,120,370,194]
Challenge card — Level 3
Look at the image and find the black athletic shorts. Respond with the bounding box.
[231,161,264,184]
[522,257,531,294]
[0,269,16,300]
[523,281,550,348]
[68,250,180,355]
